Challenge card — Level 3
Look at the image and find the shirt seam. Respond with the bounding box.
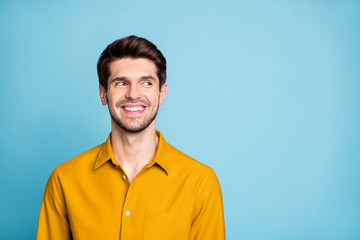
[52,167,68,216]
[191,167,213,222]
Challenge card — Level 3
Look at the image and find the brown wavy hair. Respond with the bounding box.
[97,35,167,91]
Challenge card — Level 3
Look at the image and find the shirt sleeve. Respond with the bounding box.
[190,168,226,240]
[36,168,72,240]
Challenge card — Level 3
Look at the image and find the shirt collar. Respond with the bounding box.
[150,130,169,174]
[94,130,169,175]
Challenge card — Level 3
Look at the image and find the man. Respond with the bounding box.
[36,35,226,240]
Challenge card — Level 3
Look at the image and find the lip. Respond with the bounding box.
[120,104,146,115]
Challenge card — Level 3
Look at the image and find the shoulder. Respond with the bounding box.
[54,142,104,176]
[165,142,216,179]
[164,142,222,202]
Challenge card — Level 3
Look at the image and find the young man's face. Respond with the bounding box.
[99,58,167,133]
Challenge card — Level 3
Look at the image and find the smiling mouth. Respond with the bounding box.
[124,106,144,111]
[121,105,146,114]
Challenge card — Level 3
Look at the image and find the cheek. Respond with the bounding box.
[107,92,119,103]
[106,96,117,110]
[142,91,158,102]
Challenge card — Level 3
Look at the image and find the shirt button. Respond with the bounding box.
[122,175,126,180]
[125,211,131,216]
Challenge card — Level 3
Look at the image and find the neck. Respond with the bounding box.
[110,120,158,182]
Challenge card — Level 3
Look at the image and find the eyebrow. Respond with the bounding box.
[110,75,156,83]
[141,75,156,80]
[110,77,126,83]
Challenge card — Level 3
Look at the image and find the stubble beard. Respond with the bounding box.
[107,98,160,133]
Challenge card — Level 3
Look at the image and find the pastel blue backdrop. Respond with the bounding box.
[1,0,359,239]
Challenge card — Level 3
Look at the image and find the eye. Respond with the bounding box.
[143,81,152,86]
[116,82,126,86]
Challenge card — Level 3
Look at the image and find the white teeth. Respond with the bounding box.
[124,106,144,111]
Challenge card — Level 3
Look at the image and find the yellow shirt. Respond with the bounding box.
[36,130,226,240]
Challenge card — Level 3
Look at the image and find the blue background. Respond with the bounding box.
[1,0,359,239]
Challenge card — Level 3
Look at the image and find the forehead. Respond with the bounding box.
[109,58,158,79]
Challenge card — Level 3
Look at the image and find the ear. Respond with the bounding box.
[99,85,107,105]
[159,83,168,105]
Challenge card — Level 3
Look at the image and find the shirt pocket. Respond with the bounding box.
[144,213,190,240]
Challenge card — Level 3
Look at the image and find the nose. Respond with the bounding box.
[125,84,140,99]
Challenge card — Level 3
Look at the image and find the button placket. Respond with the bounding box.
[120,181,138,240]
[123,184,133,218]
